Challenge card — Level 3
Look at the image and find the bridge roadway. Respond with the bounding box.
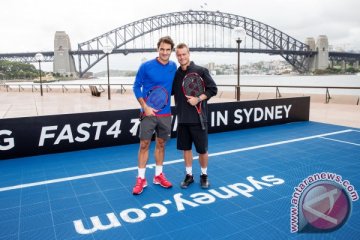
[1,49,359,63]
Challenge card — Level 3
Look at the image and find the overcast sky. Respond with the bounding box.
[1,0,359,71]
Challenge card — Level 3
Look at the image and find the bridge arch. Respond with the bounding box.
[77,10,312,76]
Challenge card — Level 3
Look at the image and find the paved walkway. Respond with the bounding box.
[1,89,359,128]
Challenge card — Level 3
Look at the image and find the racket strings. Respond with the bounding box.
[146,87,168,110]
[183,77,203,97]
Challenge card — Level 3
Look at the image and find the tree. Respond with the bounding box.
[0,60,39,80]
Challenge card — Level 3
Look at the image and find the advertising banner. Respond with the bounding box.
[0,97,310,160]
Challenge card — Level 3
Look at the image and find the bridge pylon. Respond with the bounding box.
[305,35,329,72]
[315,35,329,70]
[305,37,316,71]
[53,31,77,77]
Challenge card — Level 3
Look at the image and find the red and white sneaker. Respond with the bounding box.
[132,177,147,195]
[153,173,172,188]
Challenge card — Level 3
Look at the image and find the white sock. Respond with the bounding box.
[201,167,207,175]
[186,167,193,175]
[155,165,163,176]
[138,168,146,179]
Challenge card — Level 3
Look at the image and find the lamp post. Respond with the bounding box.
[34,53,44,96]
[102,45,113,100]
[233,27,246,101]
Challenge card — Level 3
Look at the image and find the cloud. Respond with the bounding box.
[1,0,359,71]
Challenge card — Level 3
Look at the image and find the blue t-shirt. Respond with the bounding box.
[133,58,176,116]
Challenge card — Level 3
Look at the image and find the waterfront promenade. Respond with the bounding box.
[1,88,359,128]
[1,88,360,240]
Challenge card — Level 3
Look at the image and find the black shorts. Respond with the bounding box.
[177,124,208,154]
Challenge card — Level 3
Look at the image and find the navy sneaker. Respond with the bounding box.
[200,174,210,189]
[181,174,194,189]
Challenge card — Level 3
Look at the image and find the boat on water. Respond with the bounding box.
[33,80,58,83]
[33,73,57,83]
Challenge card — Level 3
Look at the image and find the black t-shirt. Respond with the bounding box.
[172,61,218,124]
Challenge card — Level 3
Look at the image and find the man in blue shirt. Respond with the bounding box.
[132,36,177,195]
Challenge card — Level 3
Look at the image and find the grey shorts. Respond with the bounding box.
[139,116,172,141]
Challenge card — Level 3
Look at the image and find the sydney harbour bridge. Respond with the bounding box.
[1,10,359,77]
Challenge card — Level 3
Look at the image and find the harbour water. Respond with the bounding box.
[4,74,360,96]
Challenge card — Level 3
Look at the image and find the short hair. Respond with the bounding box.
[157,36,175,50]
[176,43,189,52]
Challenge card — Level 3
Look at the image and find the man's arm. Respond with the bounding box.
[137,97,156,116]
[203,68,218,100]
[133,64,156,116]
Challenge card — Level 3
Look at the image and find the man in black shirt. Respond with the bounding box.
[172,43,218,189]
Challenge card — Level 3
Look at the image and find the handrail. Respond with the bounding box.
[4,83,360,90]
[217,84,360,90]
[62,85,68,93]
[216,84,360,104]
[1,83,132,94]
[46,85,52,92]
[2,83,360,104]
[80,84,86,93]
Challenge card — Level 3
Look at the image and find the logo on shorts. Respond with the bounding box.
[290,172,358,233]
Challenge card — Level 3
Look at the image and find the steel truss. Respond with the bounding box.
[77,10,313,76]
[2,11,359,75]
[0,52,54,63]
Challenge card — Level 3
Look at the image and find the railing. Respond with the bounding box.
[1,83,129,94]
[1,83,360,105]
[217,84,360,104]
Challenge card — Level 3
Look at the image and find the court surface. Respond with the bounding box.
[1,121,359,240]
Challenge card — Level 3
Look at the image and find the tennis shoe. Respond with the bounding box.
[181,174,194,189]
[200,174,210,189]
[153,173,172,188]
[132,177,147,195]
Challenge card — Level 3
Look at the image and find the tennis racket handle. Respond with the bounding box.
[199,114,206,130]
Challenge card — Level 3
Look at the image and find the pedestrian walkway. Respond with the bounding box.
[1,90,359,128]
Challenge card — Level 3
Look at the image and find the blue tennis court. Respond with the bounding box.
[1,121,359,240]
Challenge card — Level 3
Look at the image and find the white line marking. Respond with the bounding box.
[207,129,354,157]
[319,137,360,146]
[0,129,354,192]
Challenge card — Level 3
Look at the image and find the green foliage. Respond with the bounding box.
[346,67,359,73]
[0,60,40,80]
[313,67,356,75]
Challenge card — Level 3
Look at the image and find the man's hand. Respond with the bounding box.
[138,97,158,117]
[186,95,200,106]
[144,105,158,116]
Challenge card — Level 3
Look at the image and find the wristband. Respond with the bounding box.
[197,97,201,103]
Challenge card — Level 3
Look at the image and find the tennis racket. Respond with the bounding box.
[141,86,168,119]
[182,72,206,130]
